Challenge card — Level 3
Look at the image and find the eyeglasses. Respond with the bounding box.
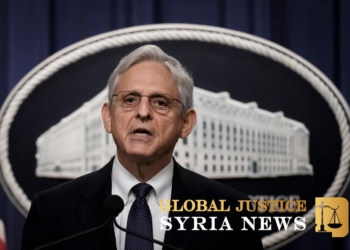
[112,91,184,114]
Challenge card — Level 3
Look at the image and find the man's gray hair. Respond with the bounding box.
[107,45,194,113]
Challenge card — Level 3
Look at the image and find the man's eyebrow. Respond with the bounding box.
[149,92,167,96]
[126,90,168,96]
[126,90,140,95]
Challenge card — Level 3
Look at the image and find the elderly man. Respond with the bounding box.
[22,45,263,250]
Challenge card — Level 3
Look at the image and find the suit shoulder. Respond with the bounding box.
[35,161,112,201]
[177,165,248,200]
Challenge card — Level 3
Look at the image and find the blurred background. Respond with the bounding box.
[0,1,349,249]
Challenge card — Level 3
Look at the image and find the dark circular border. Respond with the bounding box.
[0,24,349,249]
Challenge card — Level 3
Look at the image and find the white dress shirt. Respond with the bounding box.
[112,156,173,250]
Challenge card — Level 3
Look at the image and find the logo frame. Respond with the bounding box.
[0,24,350,250]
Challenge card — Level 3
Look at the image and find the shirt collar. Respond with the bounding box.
[111,156,173,206]
[147,158,173,205]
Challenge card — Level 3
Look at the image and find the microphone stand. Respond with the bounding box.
[113,218,183,250]
[32,215,113,250]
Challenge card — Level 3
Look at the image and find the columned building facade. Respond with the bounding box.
[36,87,312,179]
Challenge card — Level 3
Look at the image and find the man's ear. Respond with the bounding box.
[180,108,197,139]
[101,102,112,133]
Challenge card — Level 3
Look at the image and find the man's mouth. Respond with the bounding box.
[132,128,152,137]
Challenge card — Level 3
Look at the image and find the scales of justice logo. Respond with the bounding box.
[35,87,313,180]
[315,197,349,237]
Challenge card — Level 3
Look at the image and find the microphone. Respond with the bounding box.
[103,195,124,216]
[111,195,183,250]
[31,195,124,250]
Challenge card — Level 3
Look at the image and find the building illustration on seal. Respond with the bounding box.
[35,87,313,179]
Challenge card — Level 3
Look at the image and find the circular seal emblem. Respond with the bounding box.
[0,24,349,249]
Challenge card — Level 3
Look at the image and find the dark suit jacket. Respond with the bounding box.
[22,158,263,250]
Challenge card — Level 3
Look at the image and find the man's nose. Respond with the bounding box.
[136,96,152,119]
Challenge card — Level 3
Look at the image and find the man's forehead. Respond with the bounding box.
[115,82,177,94]
[114,62,178,95]
[118,90,171,95]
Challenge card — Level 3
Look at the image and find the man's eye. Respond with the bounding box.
[123,96,138,104]
[126,98,136,102]
[152,98,169,107]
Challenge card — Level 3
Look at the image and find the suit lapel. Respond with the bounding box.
[163,160,203,250]
[76,158,117,250]
[73,158,202,250]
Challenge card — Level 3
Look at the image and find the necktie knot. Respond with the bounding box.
[132,183,153,199]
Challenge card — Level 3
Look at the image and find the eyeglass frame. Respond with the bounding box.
[111,91,185,114]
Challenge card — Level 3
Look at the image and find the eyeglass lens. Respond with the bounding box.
[117,92,173,110]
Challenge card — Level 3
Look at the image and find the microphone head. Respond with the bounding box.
[103,195,124,217]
